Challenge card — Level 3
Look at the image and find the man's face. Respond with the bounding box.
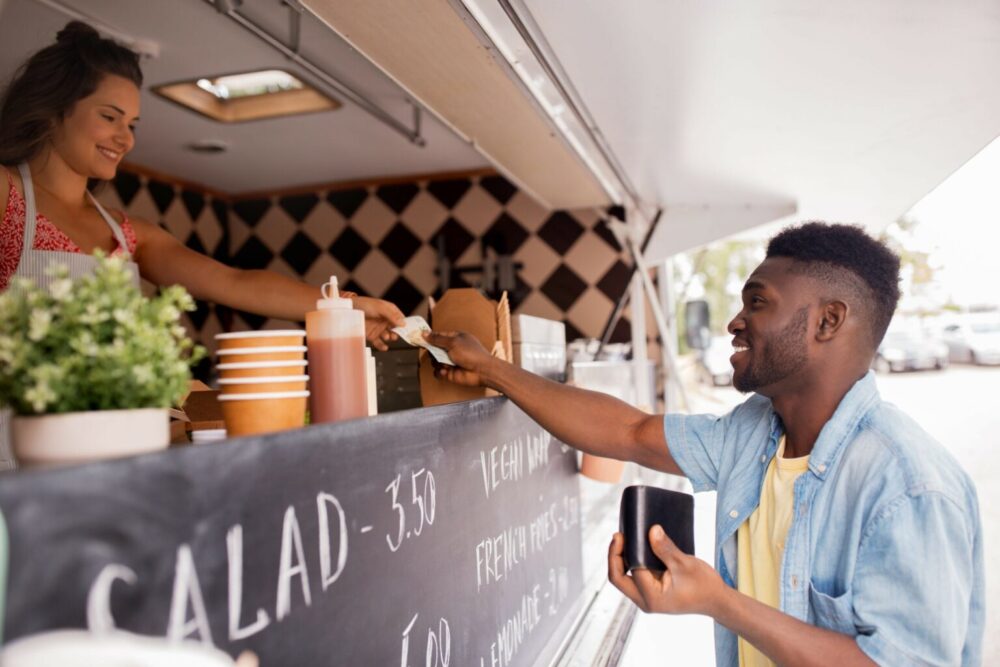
[727,257,814,395]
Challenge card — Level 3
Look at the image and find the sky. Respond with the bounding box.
[905,135,1000,307]
[717,134,1000,309]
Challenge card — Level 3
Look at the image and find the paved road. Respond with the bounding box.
[623,364,1000,665]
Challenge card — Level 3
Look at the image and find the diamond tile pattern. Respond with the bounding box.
[279,193,319,223]
[379,223,422,268]
[376,183,419,214]
[480,175,517,205]
[232,236,274,270]
[181,190,205,221]
[232,198,271,227]
[104,171,629,356]
[382,275,424,315]
[540,263,588,312]
[431,217,476,263]
[113,171,142,207]
[329,227,372,271]
[327,188,367,219]
[596,260,633,303]
[484,212,529,254]
[538,211,585,255]
[427,178,471,209]
[147,179,175,214]
[281,231,321,274]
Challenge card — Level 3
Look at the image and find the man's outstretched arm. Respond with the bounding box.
[425,331,682,476]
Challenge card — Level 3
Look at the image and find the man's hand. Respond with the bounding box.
[351,296,406,351]
[608,526,726,616]
[424,331,494,387]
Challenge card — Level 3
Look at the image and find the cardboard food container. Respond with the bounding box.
[218,375,309,395]
[169,381,225,444]
[218,391,309,437]
[217,360,309,379]
[215,329,305,350]
[419,289,512,407]
[216,346,307,363]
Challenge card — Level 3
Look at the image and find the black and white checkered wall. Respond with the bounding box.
[101,169,637,353]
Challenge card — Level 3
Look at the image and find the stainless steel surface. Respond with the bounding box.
[512,313,566,345]
[569,360,655,409]
[512,315,567,381]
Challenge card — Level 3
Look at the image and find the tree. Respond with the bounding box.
[673,239,766,353]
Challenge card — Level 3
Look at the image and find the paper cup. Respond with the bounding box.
[218,375,309,395]
[218,391,309,436]
[216,346,307,363]
[217,360,309,379]
[216,330,305,350]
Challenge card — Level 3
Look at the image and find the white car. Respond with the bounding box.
[942,321,1000,365]
[874,330,949,373]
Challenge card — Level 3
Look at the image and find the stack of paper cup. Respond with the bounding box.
[214,331,309,436]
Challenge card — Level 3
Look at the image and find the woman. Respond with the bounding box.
[0,21,405,346]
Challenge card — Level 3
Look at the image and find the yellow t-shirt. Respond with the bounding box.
[736,436,810,667]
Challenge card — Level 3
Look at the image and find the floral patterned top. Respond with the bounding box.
[1,168,137,290]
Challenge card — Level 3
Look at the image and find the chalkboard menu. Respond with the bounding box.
[0,398,583,666]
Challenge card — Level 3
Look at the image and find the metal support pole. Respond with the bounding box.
[629,240,689,413]
[657,259,680,413]
[608,220,689,413]
[629,273,650,411]
[286,1,302,54]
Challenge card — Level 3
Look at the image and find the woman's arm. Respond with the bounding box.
[130,218,405,347]
[131,218,317,319]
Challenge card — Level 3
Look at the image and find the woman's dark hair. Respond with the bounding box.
[0,21,143,167]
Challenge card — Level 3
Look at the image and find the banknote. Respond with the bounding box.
[392,316,455,365]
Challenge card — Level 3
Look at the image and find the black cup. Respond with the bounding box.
[619,485,695,572]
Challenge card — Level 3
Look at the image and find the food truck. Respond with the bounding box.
[0,0,997,664]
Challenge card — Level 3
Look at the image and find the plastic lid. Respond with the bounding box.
[317,276,353,310]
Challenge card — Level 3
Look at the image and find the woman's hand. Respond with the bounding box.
[608,526,727,617]
[351,296,406,351]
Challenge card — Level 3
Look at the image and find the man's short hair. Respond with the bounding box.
[766,222,901,348]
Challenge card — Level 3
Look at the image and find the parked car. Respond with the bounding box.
[874,330,949,373]
[698,335,734,386]
[941,321,1000,365]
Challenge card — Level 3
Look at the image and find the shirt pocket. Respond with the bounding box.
[808,580,857,636]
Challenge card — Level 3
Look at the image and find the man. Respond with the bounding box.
[425,223,983,666]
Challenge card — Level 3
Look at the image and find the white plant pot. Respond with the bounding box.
[0,629,236,666]
[12,408,169,466]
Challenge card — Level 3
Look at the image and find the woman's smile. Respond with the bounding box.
[96,146,122,162]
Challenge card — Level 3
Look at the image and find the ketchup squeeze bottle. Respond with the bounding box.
[306,277,367,423]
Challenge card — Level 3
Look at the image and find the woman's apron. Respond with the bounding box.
[0,163,141,470]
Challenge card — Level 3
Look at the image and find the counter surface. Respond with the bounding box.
[0,398,583,666]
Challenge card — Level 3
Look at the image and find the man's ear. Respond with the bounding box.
[816,300,848,342]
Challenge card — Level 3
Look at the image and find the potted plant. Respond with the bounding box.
[0,254,204,466]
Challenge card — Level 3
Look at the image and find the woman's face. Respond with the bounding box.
[49,74,140,181]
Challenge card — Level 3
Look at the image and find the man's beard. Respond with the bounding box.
[733,306,810,394]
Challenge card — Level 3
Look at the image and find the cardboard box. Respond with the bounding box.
[170,381,225,444]
[419,289,512,406]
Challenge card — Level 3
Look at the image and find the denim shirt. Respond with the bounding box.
[664,372,984,666]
